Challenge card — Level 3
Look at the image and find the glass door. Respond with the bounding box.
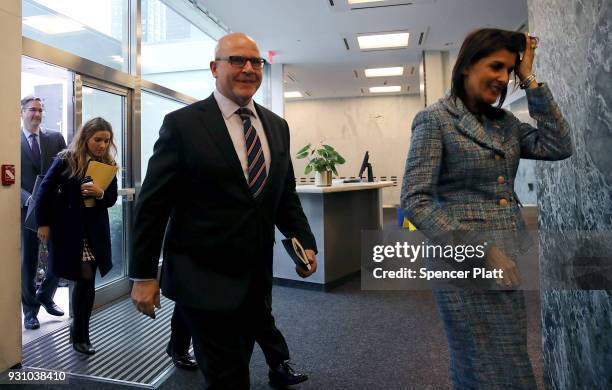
[76,75,133,306]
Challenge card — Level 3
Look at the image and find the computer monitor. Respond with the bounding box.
[358,151,373,182]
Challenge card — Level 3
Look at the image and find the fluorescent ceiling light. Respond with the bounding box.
[348,0,385,4]
[23,15,84,35]
[365,67,404,78]
[369,86,402,93]
[284,91,303,98]
[358,32,409,50]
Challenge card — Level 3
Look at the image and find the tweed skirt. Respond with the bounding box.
[433,289,537,389]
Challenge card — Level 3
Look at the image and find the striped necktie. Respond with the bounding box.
[237,107,267,198]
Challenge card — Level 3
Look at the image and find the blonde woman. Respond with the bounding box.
[36,117,118,355]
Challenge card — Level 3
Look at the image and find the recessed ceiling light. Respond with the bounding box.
[284,91,303,98]
[23,15,84,35]
[370,86,401,93]
[348,0,385,4]
[358,32,409,50]
[365,67,404,78]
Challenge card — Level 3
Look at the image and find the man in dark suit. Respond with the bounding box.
[130,33,318,389]
[20,95,66,329]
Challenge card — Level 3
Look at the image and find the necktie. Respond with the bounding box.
[30,133,41,170]
[237,107,267,198]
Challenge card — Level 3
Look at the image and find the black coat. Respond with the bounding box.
[130,94,317,312]
[36,157,118,280]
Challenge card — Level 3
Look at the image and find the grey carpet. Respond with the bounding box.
[4,277,543,389]
[160,277,544,390]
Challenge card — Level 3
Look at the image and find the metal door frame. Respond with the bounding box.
[75,75,134,307]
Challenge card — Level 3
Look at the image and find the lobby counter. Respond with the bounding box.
[273,181,394,289]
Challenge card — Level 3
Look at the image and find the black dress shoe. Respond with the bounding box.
[24,317,40,330]
[73,342,96,355]
[166,344,198,370]
[268,360,308,387]
[39,300,64,317]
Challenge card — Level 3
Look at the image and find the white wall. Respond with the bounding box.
[285,94,423,206]
[269,63,284,117]
[424,51,446,104]
[0,0,23,371]
[442,49,458,93]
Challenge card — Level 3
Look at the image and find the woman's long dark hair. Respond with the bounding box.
[451,28,527,115]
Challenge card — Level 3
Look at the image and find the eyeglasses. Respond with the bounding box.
[215,56,267,69]
[24,108,44,113]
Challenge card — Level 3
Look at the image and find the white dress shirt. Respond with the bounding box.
[213,89,271,182]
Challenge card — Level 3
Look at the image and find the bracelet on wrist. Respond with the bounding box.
[519,73,536,89]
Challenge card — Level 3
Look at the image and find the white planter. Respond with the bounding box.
[315,170,332,186]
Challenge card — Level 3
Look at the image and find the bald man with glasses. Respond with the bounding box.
[130,33,318,389]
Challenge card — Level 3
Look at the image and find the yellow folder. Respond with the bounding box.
[84,161,118,207]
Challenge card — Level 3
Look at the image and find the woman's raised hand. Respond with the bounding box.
[518,32,538,82]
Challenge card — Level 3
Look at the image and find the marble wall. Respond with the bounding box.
[528,0,612,388]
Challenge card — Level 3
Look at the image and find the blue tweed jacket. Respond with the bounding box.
[401,84,572,255]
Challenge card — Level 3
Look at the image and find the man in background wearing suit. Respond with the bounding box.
[130,33,318,389]
[20,96,66,329]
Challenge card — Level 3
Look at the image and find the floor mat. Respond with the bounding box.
[22,295,180,388]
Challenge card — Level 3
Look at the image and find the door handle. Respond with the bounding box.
[118,188,136,201]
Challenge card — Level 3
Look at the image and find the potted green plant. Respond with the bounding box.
[296,143,346,186]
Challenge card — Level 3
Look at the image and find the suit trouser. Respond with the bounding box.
[21,207,59,318]
[177,283,282,390]
[170,293,290,367]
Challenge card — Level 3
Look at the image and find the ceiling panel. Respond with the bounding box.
[197,0,527,99]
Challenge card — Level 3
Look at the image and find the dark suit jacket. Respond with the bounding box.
[21,129,67,208]
[36,157,118,280]
[130,94,317,312]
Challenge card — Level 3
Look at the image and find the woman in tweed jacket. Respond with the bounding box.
[401,29,572,388]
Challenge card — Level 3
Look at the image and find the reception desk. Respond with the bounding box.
[273,181,394,289]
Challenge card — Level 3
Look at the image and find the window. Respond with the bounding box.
[22,0,130,72]
[21,56,73,141]
[140,90,186,180]
[141,0,217,99]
